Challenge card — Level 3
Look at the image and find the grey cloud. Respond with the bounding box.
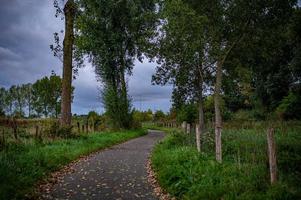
[0,0,172,114]
[0,0,63,87]
[129,61,172,102]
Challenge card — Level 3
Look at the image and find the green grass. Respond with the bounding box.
[0,129,146,199]
[151,122,301,200]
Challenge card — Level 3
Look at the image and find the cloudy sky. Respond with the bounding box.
[0,0,172,114]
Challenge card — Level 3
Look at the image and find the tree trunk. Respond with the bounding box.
[197,97,204,152]
[55,101,58,118]
[196,126,201,152]
[196,68,204,152]
[120,69,127,104]
[60,0,75,126]
[214,60,223,162]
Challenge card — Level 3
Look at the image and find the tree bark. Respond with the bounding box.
[197,97,204,151]
[120,68,128,104]
[196,125,201,152]
[214,59,223,162]
[196,66,204,152]
[60,0,75,126]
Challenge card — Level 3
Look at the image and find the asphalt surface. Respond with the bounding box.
[43,130,165,200]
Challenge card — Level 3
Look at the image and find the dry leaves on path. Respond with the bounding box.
[146,159,176,200]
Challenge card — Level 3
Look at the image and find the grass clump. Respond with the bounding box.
[0,129,146,199]
[151,123,301,200]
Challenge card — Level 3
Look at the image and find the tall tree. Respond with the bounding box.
[76,0,157,129]
[32,77,51,117]
[32,73,67,118]
[9,85,26,117]
[60,0,76,126]
[184,0,297,162]
[5,87,13,116]
[49,72,63,118]
[152,0,211,148]
[22,83,33,117]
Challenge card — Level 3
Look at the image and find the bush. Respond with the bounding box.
[276,92,301,120]
[232,109,266,121]
[177,104,197,124]
[45,121,74,138]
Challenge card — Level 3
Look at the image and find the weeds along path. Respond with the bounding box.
[41,130,165,200]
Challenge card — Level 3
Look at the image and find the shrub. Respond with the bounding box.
[45,121,74,138]
[276,91,301,120]
[176,104,197,124]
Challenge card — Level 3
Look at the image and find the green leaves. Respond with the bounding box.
[32,73,63,118]
[0,72,74,118]
[76,0,157,129]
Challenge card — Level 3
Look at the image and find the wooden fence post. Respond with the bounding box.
[267,127,277,184]
[35,125,39,139]
[82,124,85,133]
[12,118,18,140]
[77,122,80,133]
[181,121,187,133]
[196,125,201,152]
[186,123,191,134]
[0,129,5,148]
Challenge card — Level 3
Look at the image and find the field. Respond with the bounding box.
[150,121,301,200]
[0,127,146,199]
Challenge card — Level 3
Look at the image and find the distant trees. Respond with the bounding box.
[0,88,6,116]
[132,109,153,123]
[0,72,72,118]
[153,110,166,122]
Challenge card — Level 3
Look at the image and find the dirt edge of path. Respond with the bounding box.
[146,158,176,200]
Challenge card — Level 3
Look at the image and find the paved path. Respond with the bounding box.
[43,130,164,200]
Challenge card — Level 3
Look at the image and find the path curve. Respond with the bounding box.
[42,130,164,200]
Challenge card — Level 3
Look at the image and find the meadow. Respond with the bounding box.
[0,124,146,199]
[150,121,301,200]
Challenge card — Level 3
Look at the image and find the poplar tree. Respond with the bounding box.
[76,0,157,129]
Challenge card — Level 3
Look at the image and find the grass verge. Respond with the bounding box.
[151,123,301,200]
[0,129,146,199]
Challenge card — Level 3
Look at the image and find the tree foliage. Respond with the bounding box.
[0,72,73,118]
[76,0,157,129]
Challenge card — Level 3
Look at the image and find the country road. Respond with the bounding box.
[41,130,165,200]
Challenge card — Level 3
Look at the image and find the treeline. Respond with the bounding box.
[0,72,73,118]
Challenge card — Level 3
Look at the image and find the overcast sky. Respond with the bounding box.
[0,0,172,114]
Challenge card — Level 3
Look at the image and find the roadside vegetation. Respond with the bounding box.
[151,121,301,200]
[0,129,146,199]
